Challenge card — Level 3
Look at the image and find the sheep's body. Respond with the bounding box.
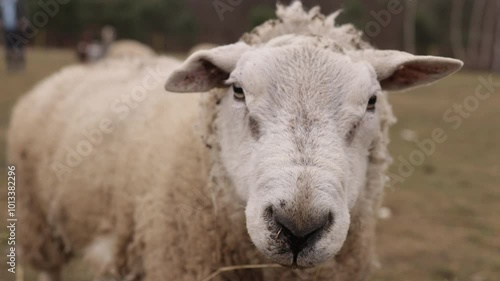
[105,40,156,59]
[10,63,389,281]
[10,57,202,277]
[9,56,273,280]
[10,3,448,281]
[8,60,334,281]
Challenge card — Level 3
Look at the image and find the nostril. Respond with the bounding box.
[263,205,274,222]
[274,210,331,238]
[325,211,334,230]
[271,207,333,256]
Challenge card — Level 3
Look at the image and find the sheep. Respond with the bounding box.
[8,2,463,281]
[188,43,218,56]
[105,39,156,59]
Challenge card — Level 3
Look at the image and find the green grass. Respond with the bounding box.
[1,48,499,281]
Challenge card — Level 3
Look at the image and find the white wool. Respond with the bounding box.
[106,40,156,59]
[83,235,118,277]
[241,2,371,51]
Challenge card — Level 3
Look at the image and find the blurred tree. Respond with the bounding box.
[450,0,466,59]
[466,0,486,65]
[248,5,275,29]
[141,0,196,39]
[403,0,417,54]
[492,2,500,72]
[337,0,364,29]
[478,0,496,69]
[18,0,499,71]
[24,0,196,50]
[415,11,437,54]
[447,0,498,69]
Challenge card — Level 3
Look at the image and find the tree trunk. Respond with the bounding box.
[403,0,417,54]
[491,0,500,72]
[466,0,486,68]
[450,0,466,60]
[477,0,497,69]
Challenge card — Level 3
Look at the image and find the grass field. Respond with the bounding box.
[1,48,499,281]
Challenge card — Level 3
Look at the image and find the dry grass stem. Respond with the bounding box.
[275,227,283,240]
[201,264,282,281]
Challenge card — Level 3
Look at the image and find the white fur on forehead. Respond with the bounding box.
[234,45,375,108]
[241,1,371,51]
[265,34,345,53]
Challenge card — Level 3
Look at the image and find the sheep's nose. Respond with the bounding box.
[272,206,333,255]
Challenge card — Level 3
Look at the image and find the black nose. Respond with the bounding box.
[272,207,333,256]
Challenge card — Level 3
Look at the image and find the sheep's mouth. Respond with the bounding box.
[267,245,324,268]
[261,240,324,269]
[261,223,327,268]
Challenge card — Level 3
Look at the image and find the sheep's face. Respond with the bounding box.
[165,39,462,268]
[216,46,379,267]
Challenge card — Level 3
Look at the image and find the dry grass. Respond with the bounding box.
[374,71,500,281]
[0,48,499,281]
[201,264,282,281]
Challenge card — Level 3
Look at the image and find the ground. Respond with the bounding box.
[0,48,499,281]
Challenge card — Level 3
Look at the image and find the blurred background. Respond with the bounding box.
[1,0,499,281]
[1,0,500,68]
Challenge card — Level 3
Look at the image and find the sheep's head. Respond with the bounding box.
[165,37,462,268]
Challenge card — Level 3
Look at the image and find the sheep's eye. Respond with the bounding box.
[367,95,377,111]
[233,85,245,101]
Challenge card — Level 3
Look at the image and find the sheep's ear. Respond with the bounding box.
[350,50,463,91]
[165,42,250,93]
